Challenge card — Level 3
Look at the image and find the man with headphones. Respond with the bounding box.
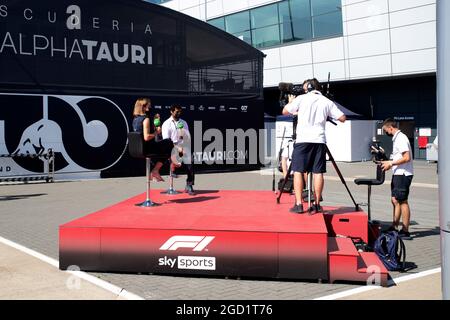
[282,78,346,214]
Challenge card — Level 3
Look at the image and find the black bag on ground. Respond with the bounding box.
[374,231,406,271]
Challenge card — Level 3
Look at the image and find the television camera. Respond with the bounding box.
[278,73,335,109]
[278,82,305,108]
[370,140,388,163]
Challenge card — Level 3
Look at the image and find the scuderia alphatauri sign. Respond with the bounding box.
[0,0,183,91]
[0,3,153,65]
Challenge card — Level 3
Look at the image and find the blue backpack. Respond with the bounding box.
[374,231,406,271]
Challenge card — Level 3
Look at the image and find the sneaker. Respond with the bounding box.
[387,225,397,232]
[398,229,412,240]
[312,203,323,213]
[185,185,196,196]
[289,204,304,214]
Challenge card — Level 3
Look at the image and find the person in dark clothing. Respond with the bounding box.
[132,97,176,182]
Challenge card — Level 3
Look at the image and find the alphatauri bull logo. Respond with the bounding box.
[13,119,63,156]
[0,94,129,176]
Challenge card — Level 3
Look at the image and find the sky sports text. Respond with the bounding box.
[158,256,216,271]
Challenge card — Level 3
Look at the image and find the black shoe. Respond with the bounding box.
[387,225,397,232]
[398,229,412,240]
[290,204,304,214]
[185,185,196,195]
[311,203,323,214]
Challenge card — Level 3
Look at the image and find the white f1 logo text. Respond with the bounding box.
[160,236,215,251]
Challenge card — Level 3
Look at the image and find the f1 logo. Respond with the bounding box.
[160,236,215,252]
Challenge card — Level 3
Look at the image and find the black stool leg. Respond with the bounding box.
[136,157,160,207]
[367,185,372,221]
[308,172,313,212]
[161,163,181,195]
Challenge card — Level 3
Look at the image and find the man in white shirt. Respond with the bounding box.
[381,119,414,239]
[282,79,346,214]
[162,104,195,195]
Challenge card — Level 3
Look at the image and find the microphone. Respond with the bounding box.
[153,114,161,142]
[153,113,161,127]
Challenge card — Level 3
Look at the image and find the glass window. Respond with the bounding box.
[252,25,281,48]
[290,0,312,19]
[145,0,172,4]
[278,2,291,24]
[233,31,252,45]
[208,18,225,30]
[206,0,343,49]
[312,11,343,38]
[292,17,312,41]
[225,11,250,34]
[280,22,294,43]
[311,0,341,16]
[250,4,279,29]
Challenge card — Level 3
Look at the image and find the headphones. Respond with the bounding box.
[306,81,314,92]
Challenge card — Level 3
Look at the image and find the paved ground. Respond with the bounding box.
[0,241,125,300]
[339,271,442,300]
[0,160,441,299]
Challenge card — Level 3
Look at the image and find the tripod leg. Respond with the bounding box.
[308,172,313,211]
[325,145,360,211]
[277,161,294,204]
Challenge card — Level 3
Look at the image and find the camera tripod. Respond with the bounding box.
[276,144,360,212]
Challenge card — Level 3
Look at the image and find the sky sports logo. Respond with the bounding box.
[158,236,216,271]
[158,256,216,271]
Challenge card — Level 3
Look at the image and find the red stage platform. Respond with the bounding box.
[59,189,388,286]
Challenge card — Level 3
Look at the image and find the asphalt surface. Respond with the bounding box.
[0,160,440,300]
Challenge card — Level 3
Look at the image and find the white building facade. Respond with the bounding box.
[147,0,437,159]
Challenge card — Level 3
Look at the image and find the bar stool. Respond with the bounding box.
[161,163,181,195]
[354,164,385,221]
[127,132,163,207]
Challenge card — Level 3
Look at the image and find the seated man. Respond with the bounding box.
[162,104,196,195]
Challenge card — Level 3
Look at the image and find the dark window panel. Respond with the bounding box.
[280,22,294,43]
[292,17,313,41]
[206,0,342,49]
[252,25,281,48]
[290,0,312,19]
[145,0,172,4]
[278,1,291,24]
[312,11,343,38]
[311,0,342,16]
[209,17,225,30]
[225,11,251,34]
[232,31,253,45]
[250,4,279,29]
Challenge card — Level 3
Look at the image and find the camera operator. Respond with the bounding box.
[282,78,346,214]
[380,118,414,239]
[280,80,310,185]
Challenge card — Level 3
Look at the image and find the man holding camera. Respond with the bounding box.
[380,118,414,239]
[282,78,346,214]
